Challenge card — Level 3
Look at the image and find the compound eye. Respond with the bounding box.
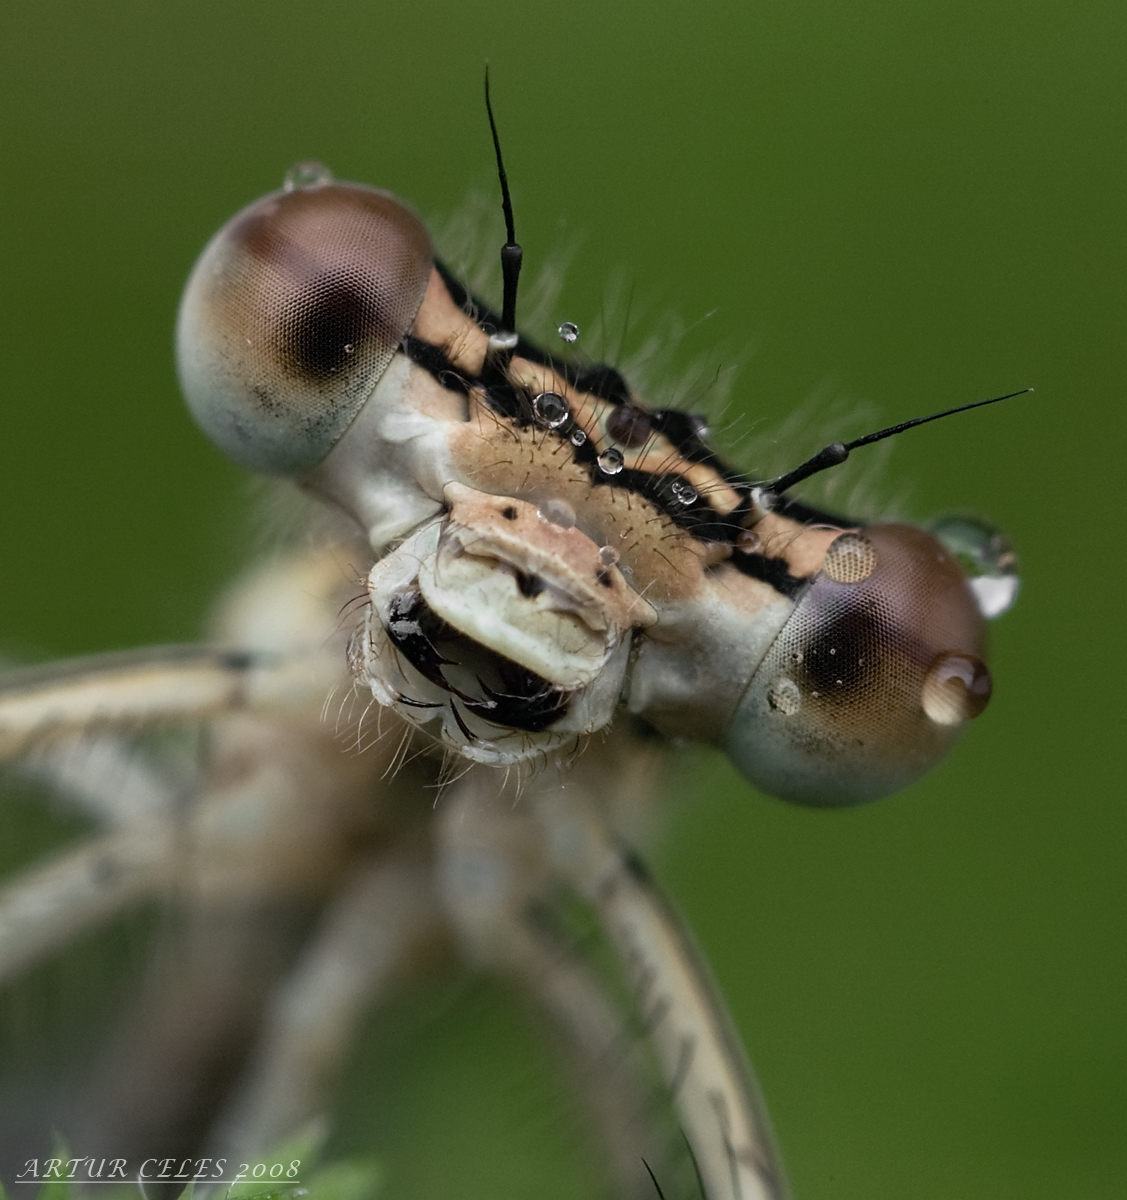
[177,176,433,474]
[725,524,991,805]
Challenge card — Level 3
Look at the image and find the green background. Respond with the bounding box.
[0,1,1123,1197]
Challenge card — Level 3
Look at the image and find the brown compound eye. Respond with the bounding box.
[176,173,433,474]
[725,524,992,805]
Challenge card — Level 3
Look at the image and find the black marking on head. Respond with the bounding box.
[730,550,808,600]
[402,335,471,395]
[573,363,631,404]
[478,352,534,423]
[648,408,732,471]
[501,505,518,520]
[596,568,613,587]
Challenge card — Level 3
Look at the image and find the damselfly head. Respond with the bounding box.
[175,163,1019,808]
[177,167,433,474]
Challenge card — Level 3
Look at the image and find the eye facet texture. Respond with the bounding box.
[177,181,433,474]
[726,524,990,805]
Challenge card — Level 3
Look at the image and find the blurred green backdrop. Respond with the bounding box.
[0,1,1123,1197]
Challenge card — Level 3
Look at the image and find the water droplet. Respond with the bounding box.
[921,652,992,725]
[606,404,652,448]
[283,161,334,192]
[598,545,620,567]
[671,480,698,506]
[928,515,1020,619]
[569,428,588,447]
[736,529,762,554]
[557,321,580,344]
[767,677,801,716]
[969,574,1020,620]
[597,447,625,475]
[532,391,570,428]
[538,498,576,529]
[689,413,711,440]
[821,531,877,584]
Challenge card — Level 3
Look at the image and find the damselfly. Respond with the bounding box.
[0,132,1018,1197]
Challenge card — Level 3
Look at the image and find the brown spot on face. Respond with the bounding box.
[515,572,545,598]
[440,482,658,630]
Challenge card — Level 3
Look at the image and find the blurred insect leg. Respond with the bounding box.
[0,821,173,986]
[207,849,448,1161]
[66,705,423,1165]
[531,788,789,1200]
[0,726,184,983]
[437,773,679,1200]
[0,646,314,761]
[15,733,179,827]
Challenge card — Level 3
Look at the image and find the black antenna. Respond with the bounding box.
[484,67,523,336]
[763,388,1033,497]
